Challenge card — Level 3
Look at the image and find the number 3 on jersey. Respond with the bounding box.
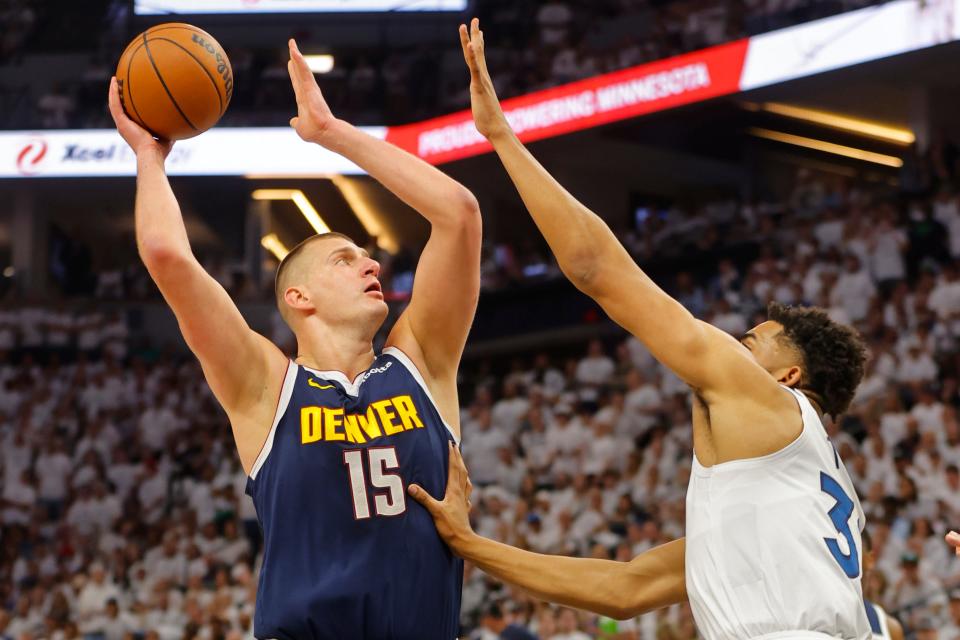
[344,448,406,519]
[820,471,860,578]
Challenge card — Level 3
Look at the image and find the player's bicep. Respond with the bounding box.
[149,253,285,411]
[622,537,687,616]
[391,207,481,378]
[587,253,776,394]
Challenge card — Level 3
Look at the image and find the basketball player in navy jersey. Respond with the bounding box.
[411,20,873,639]
[108,38,480,640]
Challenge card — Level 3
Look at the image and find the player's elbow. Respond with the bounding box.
[560,255,602,293]
[438,188,483,247]
[453,188,482,234]
[597,589,652,621]
[610,584,652,620]
[599,601,638,621]
[139,240,193,278]
[457,187,481,218]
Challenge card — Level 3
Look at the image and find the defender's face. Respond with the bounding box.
[739,320,804,386]
[304,239,387,323]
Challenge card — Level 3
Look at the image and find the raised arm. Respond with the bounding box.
[109,79,288,474]
[287,40,481,431]
[458,21,767,397]
[409,445,686,618]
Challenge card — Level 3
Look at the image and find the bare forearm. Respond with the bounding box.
[459,533,635,617]
[319,120,478,225]
[488,130,615,283]
[455,533,686,619]
[486,131,723,384]
[134,149,192,262]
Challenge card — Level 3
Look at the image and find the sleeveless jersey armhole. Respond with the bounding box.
[782,385,819,438]
[249,360,298,480]
[382,345,460,444]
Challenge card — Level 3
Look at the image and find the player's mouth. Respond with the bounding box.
[364,280,383,299]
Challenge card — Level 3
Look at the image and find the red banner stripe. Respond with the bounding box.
[385,39,750,165]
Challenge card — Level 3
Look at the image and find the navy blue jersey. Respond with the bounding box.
[246,346,462,640]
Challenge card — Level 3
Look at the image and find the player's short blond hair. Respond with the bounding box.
[275,232,355,323]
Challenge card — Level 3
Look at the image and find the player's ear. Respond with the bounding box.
[284,285,313,312]
[776,365,803,387]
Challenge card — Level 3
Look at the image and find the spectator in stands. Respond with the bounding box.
[6,165,960,636]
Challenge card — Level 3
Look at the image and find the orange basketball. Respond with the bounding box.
[116,23,233,141]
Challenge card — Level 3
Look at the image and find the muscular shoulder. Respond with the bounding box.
[699,384,804,464]
[383,327,461,438]
[222,336,291,475]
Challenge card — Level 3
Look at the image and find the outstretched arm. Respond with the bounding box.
[109,79,287,474]
[287,40,481,430]
[457,20,768,398]
[409,445,686,619]
[289,40,481,436]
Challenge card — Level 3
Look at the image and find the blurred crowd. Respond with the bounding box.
[1,0,887,130]
[1,164,960,639]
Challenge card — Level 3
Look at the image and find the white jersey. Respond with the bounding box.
[864,601,892,640]
[686,386,871,640]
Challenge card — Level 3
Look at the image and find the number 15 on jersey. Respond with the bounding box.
[344,447,407,519]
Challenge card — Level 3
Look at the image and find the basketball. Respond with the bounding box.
[115,23,233,141]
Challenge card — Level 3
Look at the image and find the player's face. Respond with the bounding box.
[307,239,388,324]
[739,321,804,386]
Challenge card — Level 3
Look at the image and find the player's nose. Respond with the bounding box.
[362,258,380,278]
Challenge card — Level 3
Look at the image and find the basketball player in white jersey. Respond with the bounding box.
[861,530,904,640]
[410,19,872,639]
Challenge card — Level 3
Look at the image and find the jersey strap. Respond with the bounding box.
[250,359,298,480]
[864,599,882,634]
[382,346,460,444]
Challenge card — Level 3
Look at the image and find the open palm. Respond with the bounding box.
[287,38,337,144]
[460,18,511,141]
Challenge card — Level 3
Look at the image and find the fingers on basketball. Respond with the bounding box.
[107,78,124,120]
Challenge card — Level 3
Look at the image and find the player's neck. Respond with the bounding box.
[798,388,826,418]
[293,321,377,380]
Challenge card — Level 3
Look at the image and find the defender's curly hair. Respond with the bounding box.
[767,302,867,418]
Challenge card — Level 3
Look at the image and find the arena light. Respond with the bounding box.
[330,175,399,254]
[261,233,290,261]
[748,128,903,168]
[758,103,915,145]
[304,55,335,74]
[252,189,331,234]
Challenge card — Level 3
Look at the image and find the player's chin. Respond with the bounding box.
[363,295,389,316]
